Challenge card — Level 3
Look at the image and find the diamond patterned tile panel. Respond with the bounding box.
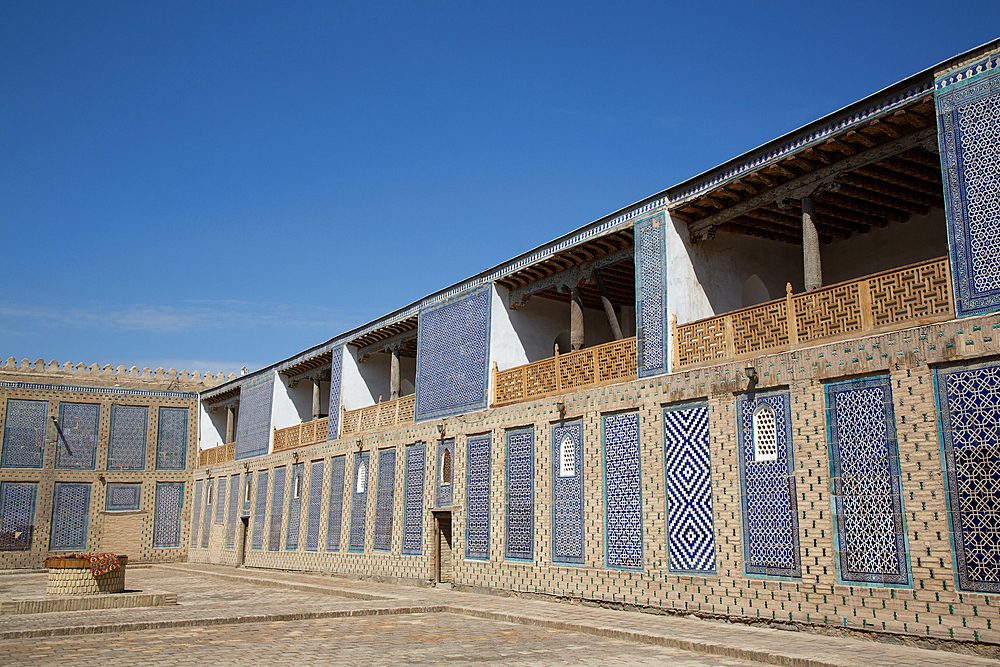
[252,470,268,550]
[604,412,643,570]
[327,346,343,440]
[55,403,99,470]
[306,460,324,551]
[50,482,90,551]
[1,399,47,468]
[663,403,716,574]
[269,467,286,551]
[105,483,141,512]
[374,449,396,552]
[235,372,274,460]
[466,433,492,560]
[436,439,454,508]
[226,474,240,549]
[506,427,534,561]
[415,285,492,422]
[153,482,183,548]
[349,452,370,552]
[191,480,203,548]
[107,405,148,471]
[635,212,667,378]
[286,463,304,550]
[0,482,37,551]
[327,456,346,552]
[552,420,584,565]
[156,407,188,471]
[737,390,801,578]
[403,443,425,556]
[827,376,910,586]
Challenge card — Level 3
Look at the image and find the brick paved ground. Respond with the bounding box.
[1,564,998,667]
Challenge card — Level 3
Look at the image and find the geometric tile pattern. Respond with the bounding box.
[635,212,667,378]
[505,427,534,561]
[306,460,324,551]
[55,402,100,470]
[252,470,269,550]
[374,449,396,552]
[466,433,492,560]
[327,346,343,440]
[403,443,425,556]
[286,463,303,551]
[936,54,1000,317]
[269,467,286,552]
[604,412,643,570]
[156,407,188,471]
[201,477,211,548]
[736,390,801,579]
[826,376,910,586]
[235,372,274,460]
[0,482,37,551]
[935,359,1000,592]
[50,482,90,551]
[105,483,142,512]
[436,439,454,508]
[215,477,227,524]
[191,480,203,549]
[226,474,240,549]
[349,452,370,553]
[662,403,716,574]
[327,456,346,552]
[1,399,47,468]
[552,420,584,565]
[153,482,183,548]
[415,285,492,422]
[107,405,148,471]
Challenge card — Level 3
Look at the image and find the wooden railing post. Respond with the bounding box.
[554,344,562,393]
[670,314,679,369]
[785,282,798,346]
[724,315,736,359]
[858,278,874,331]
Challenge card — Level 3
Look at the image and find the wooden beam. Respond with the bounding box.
[819,191,910,223]
[879,156,942,183]
[854,165,943,196]
[773,201,873,233]
[834,183,929,215]
[838,173,942,207]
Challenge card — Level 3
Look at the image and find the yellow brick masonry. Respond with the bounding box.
[192,311,1000,646]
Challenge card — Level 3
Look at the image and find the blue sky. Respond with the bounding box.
[1,2,996,375]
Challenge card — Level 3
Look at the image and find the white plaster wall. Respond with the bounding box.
[271,374,301,431]
[319,380,331,414]
[284,380,313,421]
[341,345,405,410]
[198,402,226,450]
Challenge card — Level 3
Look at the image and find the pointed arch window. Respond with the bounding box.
[441,449,452,485]
[356,463,367,493]
[559,434,575,477]
[752,404,778,462]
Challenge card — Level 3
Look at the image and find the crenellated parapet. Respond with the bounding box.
[0,357,238,391]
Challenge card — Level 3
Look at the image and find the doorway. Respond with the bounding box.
[435,512,453,584]
[238,517,249,567]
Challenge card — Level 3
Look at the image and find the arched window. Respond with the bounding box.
[752,404,778,462]
[441,449,452,485]
[356,463,367,493]
[244,477,251,502]
[559,434,575,477]
[207,483,213,505]
[293,473,302,499]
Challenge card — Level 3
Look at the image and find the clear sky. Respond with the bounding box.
[2,2,996,375]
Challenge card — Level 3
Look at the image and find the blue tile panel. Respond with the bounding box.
[327,346,343,440]
[466,433,492,560]
[50,482,90,551]
[327,456,346,551]
[374,449,396,552]
[935,360,1000,592]
[105,483,141,512]
[414,285,492,422]
[226,475,240,549]
[200,477,211,548]
[935,53,1000,318]
[663,403,716,574]
[55,402,100,470]
[153,482,183,548]
[349,452,370,552]
[107,405,148,471]
[0,482,37,551]
[635,213,667,378]
[402,443,425,556]
[506,427,534,561]
[190,480,203,548]
[436,439,454,507]
[305,461,324,551]
[286,463,304,550]
[269,467,286,551]
[235,372,274,460]
[737,390,801,579]
[1,399,47,469]
[552,420,584,565]
[604,412,643,570]
[252,470,269,550]
[215,477,227,524]
[826,377,910,586]
[156,407,188,471]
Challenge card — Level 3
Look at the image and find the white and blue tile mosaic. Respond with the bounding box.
[153,482,183,548]
[105,483,142,512]
[0,482,37,551]
[252,470,268,550]
[327,346,343,440]
[107,405,148,471]
[552,420,584,566]
[50,482,90,551]
[190,480,203,548]
[403,443,425,556]
[436,439,454,508]
[55,402,99,470]
[200,476,211,548]
[374,449,396,552]
[663,403,716,575]
[286,463,303,550]
[226,474,240,549]
[327,456,346,552]
[604,412,643,570]
[349,452,369,553]
[505,427,534,562]
[268,467,286,551]
[215,477,227,524]
[156,407,188,471]
[235,372,274,460]
[305,460,324,552]
[636,213,667,378]
[466,433,492,560]
[0,399,47,469]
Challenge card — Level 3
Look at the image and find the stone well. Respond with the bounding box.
[43,556,128,595]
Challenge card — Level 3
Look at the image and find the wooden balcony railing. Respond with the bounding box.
[273,417,330,453]
[673,256,954,369]
[492,336,637,407]
[198,442,235,467]
[341,394,415,436]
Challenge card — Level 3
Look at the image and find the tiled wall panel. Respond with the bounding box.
[466,433,492,560]
[252,470,268,550]
[663,403,716,574]
[552,420,584,565]
[436,439,454,507]
[286,463,303,550]
[153,482,183,548]
[505,427,534,561]
[269,467,286,551]
[0,482,37,551]
[374,449,396,552]
[635,212,667,377]
[1,399,47,468]
[306,460,324,551]
[327,346,343,440]
[156,407,188,471]
[191,480,203,548]
[55,402,99,470]
[226,474,240,549]
[604,412,643,570]
[403,443,425,556]
[349,452,369,552]
[235,372,274,460]
[215,477,227,524]
[106,483,141,512]
[107,405,148,471]
[50,482,90,551]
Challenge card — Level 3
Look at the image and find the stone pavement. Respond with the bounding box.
[0,563,997,667]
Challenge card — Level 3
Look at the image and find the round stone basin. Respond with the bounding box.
[43,556,128,595]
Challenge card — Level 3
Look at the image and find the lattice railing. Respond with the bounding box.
[673,257,954,368]
[198,442,235,467]
[341,394,416,436]
[272,417,329,453]
[492,337,637,406]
